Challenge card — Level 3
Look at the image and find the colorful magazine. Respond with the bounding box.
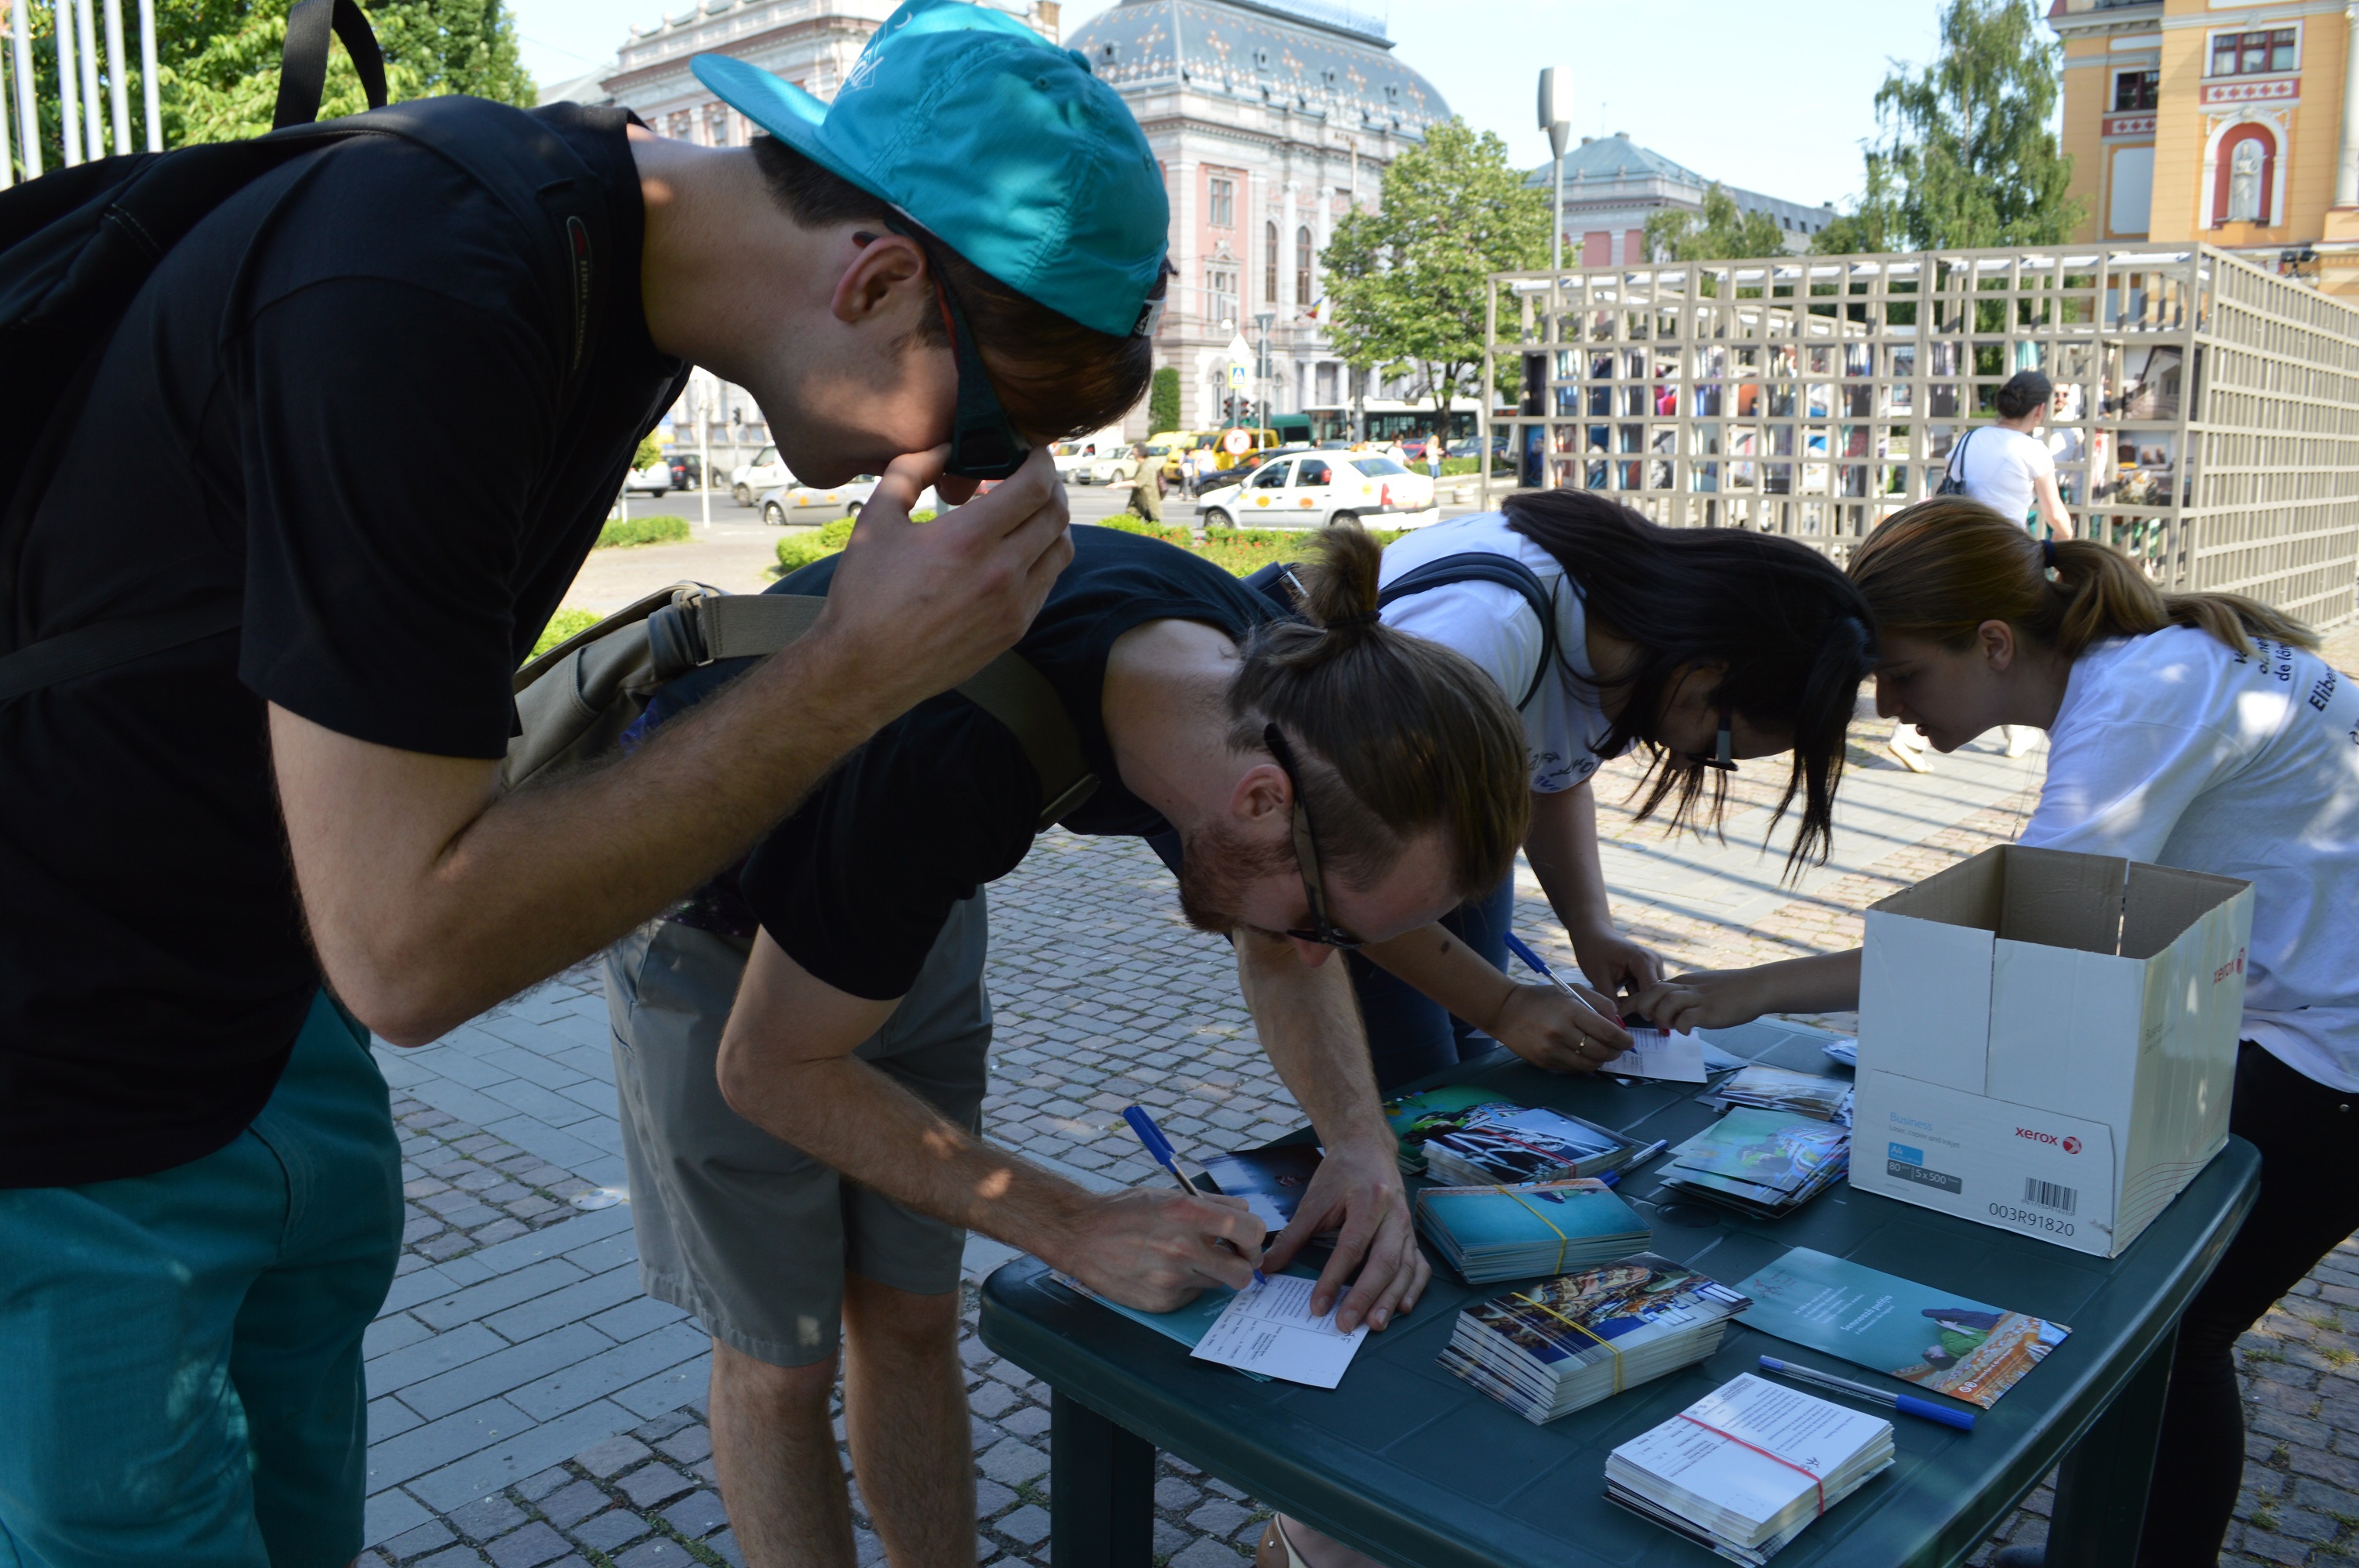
[1415,1178,1651,1283]
[1732,1247,2070,1409]
[1660,1108,1849,1217]
[1421,1103,1634,1186]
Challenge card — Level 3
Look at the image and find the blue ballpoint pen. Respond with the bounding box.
[1122,1105,1265,1283]
[1758,1355,1978,1431]
[1503,931,1575,996]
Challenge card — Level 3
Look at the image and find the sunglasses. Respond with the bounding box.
[1262,722,1366,950]
[861,222,1029,480]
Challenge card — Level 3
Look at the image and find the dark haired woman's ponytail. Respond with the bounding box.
[1854,499,2319,660]
[1229,524,1530,902]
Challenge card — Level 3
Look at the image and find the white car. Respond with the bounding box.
[731,445,791,506]
[759,477,949,525]
[1088,451,1143,485]
[1194,449,1439,529]
[1051,439,1116,482]
[622,459,672,496]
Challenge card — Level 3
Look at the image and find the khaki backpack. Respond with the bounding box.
[506,583,1098,831]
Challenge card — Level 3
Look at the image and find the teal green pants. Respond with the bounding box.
[0,992,402,1568]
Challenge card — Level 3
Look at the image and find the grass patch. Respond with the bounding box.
[1097,515,1404,578]
[597,514,689,549]
[2321,1347,2356,1369]
[2245,1345,2288,1365]
[529,608,602,661]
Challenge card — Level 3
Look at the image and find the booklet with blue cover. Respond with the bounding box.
[1659,1108,1849,1218]
[1382,1084,1517,1175]
[1731,1247,2070,1409]
[1415,1178,1652,1284]
[1199,1144,1324,1238]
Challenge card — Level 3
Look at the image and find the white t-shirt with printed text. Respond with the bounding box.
[1375,512,1623,794]
[2020,626,2359,1091]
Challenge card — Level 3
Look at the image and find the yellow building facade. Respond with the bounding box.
[2053,0,2359,299]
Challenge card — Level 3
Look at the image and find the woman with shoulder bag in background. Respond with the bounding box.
[1632,499,2359,1568]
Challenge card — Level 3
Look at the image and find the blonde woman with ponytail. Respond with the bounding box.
[1634,498,2359,1568]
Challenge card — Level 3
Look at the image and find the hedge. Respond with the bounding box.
[1096,515,1401,577]
[597,514,689,549]
[771,512,942,575]
[529,607,602,662]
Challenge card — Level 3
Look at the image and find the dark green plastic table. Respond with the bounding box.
[979,1018,2259,1568]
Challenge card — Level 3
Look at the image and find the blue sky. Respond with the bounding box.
[510,0,1947,212]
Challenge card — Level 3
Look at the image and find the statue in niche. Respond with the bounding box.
[2226,136,2266,223]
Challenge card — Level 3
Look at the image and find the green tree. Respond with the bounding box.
[1643,183,1787,263]
[1320,118,1550,434]
[1830,0,2081,252]
[1147,365,1181,434]
[5,0,533,175]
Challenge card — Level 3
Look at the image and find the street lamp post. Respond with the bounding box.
[1537,66,1572,274]
[1252,310,1274,440]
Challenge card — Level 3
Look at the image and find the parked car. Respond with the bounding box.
[1088,449,1143,485]
[731,445,791,505]
[758,476,881,524]
[666,452,704,491]
[1051,438,1116,482]
[622,459,672,495]
[1193,449,1438,530]
[759,477,964,526]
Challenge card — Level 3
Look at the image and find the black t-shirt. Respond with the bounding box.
[649,525,1274,1002]
[0,105,686,1187]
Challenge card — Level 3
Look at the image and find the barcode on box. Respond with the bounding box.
[2023,1178,2077,1215]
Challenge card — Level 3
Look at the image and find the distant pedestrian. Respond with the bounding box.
[1129,443,1165,524]
[1892,368,2074,769]
[1427,436,1445,483]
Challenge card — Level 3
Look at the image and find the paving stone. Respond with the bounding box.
[707,1528,747,1567]
[997,1504,1052,1544]
[660,1488,729,1540]
[571,1434,652,1479]
[975,1479,1018,1517]
[483,1521,571,1568]
[512,1468,572,1503]
[1169,1541,1248,1568]
[1187,1500,1252,1537]
[976,1438,1050,1486]
[654,1425,712,1465]
[612,1540,700,1567]
[568,1509,651,1554]
[616,1463,696,1511]
[445,1494,525,1541]
[383,1519,456,1559]
[537,1479,612,1530]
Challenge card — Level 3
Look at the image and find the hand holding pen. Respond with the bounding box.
[1497,931,1634,1073]
[1121,1105,1266,1285]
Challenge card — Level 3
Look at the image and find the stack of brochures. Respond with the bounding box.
[1414,1178,1651,1284]
[1438,1254,1751,1423]
[1659,1109,1850,1218]
[1421,1103,1637,1187]
[1606,1372,1894,1564]
[1382,1085,1513,1176]
[1714,1065,1854,1123]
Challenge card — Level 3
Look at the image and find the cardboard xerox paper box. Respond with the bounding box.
[1853,844,2252,1258]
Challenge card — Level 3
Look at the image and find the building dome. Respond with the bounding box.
[1068,0,1448,137]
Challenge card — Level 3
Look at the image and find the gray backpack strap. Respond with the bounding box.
[692,594,1096,829]
[507,585,1096,831]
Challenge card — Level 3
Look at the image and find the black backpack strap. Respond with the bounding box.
[1376,552,1560,710]
[0,604,240,709]
[273,0,388,130]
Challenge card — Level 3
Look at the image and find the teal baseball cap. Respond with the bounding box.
[693,0,1171,340]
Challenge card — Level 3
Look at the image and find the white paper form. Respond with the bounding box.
[1610,1027,1710,1083]
[1187,1273,1369,1388]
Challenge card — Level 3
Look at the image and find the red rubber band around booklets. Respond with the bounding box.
[1674,1414,1826,1515]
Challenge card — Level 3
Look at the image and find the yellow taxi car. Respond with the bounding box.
[1194,448,1440,529]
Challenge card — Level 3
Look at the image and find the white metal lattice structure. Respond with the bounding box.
[1478,243,2359,628]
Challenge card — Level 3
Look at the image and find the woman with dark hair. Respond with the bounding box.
[1634,498,2359,1568]
[1339,490,1879,1091]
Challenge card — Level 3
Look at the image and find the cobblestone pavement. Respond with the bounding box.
[362,728,2359,1568]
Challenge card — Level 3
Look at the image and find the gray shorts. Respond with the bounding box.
[605,896,990,1368]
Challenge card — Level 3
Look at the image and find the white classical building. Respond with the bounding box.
[1532,132,1836,267]
[1063,0,1450,439]
[549,0,1454,462]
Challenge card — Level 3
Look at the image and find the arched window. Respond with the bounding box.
[1296,225,1314,307]
[2214,123,2277,226]
[1264,221,1278,303]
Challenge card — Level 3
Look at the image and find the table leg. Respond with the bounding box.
[1049,1388,1155,1568]
[2044,1328,2177,1568]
